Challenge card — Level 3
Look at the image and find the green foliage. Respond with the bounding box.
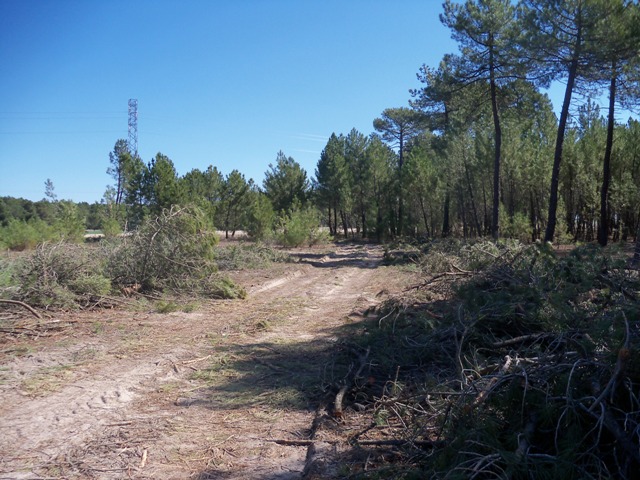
[499,206,532,242]
[246,192,275,240]
[275,206,326,247]
[14,242,111,308]
[0,200,87,250]
[52,201,85,242]
[263,151,310,214]
[217,170,253,238]
[215,243,291,270]
[4,207,246,309]
[105,206,244,299]
[145,153,184,215]
[0,218,52,251]
[155,300,180,313]
[105,206,215,289]
[100,216,122,237]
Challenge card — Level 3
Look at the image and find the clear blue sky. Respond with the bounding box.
[0,0,578,204]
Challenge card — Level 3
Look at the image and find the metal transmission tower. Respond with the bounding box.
[128,99,138,157]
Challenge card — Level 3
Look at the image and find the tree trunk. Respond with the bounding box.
[361,200,367,239]
[544,25,581,242]
[489,45,502,241]
[419,196,431,238]
[463,158,482,237]
[442,191,451,237]
[598,62,617,247]
[340,210,348,239]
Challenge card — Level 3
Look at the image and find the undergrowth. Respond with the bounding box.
[1,206,248,309]
[342,240,640,479]
[215,243,293,270]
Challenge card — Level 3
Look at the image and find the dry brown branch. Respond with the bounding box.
[334,346,370,419]
[470,355,513,410]
[272,439,320,446]
[409,271,473,291]
[491,333,546,348]
[515,414,538,460]
[580,403,640,466]
[357,439,438,448]
[180,355,212,365]
[138,449,148,469]
[588,312,631,414]
[0,299,42,319]
[451,262,472,274]
[0,327,42,337]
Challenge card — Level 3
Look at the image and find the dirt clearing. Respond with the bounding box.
[0,243,415,479]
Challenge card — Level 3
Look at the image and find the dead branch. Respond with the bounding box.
[491,333,546,349]
[408,271,473,291]
[0,327,42,337]
[0,299,42,319]
[589,311,630,413]
[138,448,148,469]
[470,355,513,410]
[515,414,538,460]
[334,346,370,419]
[580,403,640,466]
[180,354,212,365]
[269,438,439,448]
[357,439,439,448]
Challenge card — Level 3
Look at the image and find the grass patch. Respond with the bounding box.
[20,364,75,397]
[215,243,293,270]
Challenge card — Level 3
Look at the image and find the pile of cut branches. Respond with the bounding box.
[332,241,640,479]
[105,205,245,298]
[1,206,246,313]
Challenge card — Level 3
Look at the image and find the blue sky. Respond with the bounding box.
[0,0,457,202]
[0,0,598,204]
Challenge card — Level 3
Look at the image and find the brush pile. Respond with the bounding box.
[344,241,640,479]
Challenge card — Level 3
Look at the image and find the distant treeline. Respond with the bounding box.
[3,0,640,250]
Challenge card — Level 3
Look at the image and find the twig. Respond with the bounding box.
[0,299,42,319]
[0,327,42,337]
[589,311,631,413]
[580,402,640,466]
[139,448,148,469]
[470,355,513,410]
[491,333,546,348]
[515,413,538,460]
[180,354,212,365]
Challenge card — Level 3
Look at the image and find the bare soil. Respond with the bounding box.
[0,243,416,479]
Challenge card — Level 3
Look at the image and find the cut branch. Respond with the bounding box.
[0,299,42,319]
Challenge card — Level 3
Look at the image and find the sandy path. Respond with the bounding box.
[0,244,409,479]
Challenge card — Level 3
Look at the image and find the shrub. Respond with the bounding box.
[0,218,53,251]
[275,206,324,247]
[51,201,85,243]
[246,194,275,240]
[104,205,244,298]
[215,243,292,270]
[15,242,111,308]
[100,216,122,238]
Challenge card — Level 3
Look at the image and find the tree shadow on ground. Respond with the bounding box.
[185,296,454,479]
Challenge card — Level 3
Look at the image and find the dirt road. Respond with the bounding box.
[0,244,413,479]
